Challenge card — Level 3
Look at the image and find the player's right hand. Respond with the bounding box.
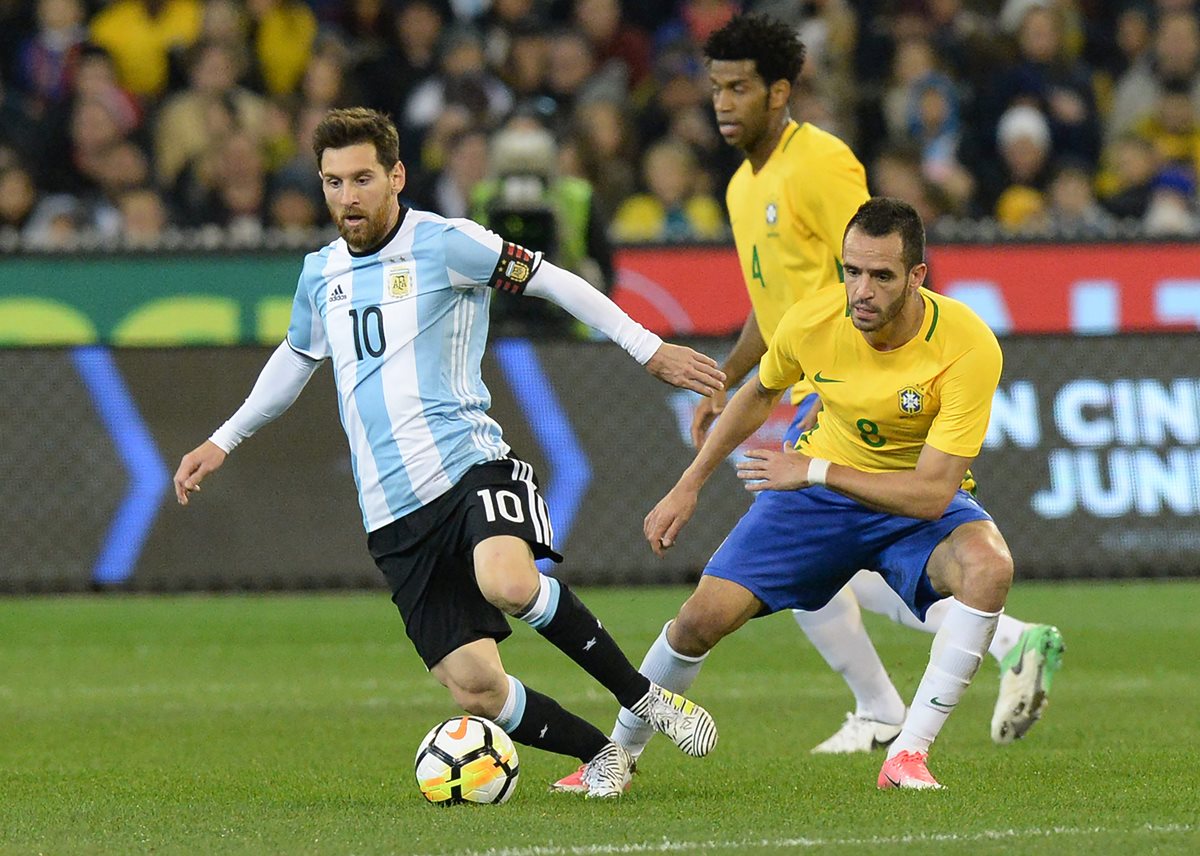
[690,387,728,449]
[174,440,227,506]
[644,486,699,558]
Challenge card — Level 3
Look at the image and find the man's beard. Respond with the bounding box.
[336,201,391,251]
[852,290,907,332]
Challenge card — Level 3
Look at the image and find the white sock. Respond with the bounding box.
[889,600,1000,758]
[850,571,1029,664]
[848,569,932,632]
[987,613,1030,662]
[792,586,906,724]
[610,621,707,758]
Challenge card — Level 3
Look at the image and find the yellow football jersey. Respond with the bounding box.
[758,287,1002,472]
[726,121,869,403]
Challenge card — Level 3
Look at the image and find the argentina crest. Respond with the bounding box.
[898,386,923,415]
[385,264,414,299]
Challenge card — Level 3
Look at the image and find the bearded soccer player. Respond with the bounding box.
[173,108,722,799]
[551,18,1061,794]
[643,197,1018,789]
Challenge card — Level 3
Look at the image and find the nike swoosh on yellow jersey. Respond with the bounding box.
[813,371,843,383]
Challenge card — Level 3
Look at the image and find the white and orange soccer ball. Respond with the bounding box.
[414,716,520,805]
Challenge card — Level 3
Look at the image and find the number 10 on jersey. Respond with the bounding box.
[349,306,386,359]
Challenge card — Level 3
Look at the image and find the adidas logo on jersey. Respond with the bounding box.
[328,284,347,303]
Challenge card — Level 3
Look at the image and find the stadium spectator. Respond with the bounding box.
[153,39,269,190]
[117,185,171,246]
[569,98,639,223]
[190,130,270,237]
[334,0,395,60]
[1143,166,1200,235]
[88,0,203,100]
[1043,158,1117,237]
[573,0,653,90]
[357,0,444,123]
[198,0,247,45]
[544,28,622,122]
[880,36,971,204]
[981,104,1055,223]
[871,145,956,227]
[497,18,552,107]
[267,181,320,233]
[403,26,513,135]
[87,140,154,217]
[0,164,39,236]
[478,0,538,70]
[923,0,1005,89]
[634,41,714,169]
[611,139,727,242]
[13,0,87,114]
[264,104,325,206]
[1109,10,1200,141]
[409,127,490,219]
[1132,78,1200,177]
[1107,4,1153,82]
[247,0,318,98]
[1098,134,1159,220]
[988,4,1102,167]
[674,0,739,44]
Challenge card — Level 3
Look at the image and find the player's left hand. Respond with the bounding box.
[645,343,725,395]
[737,448,811,492]
[644,485,700,558]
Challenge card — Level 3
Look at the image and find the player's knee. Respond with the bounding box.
[482,578,538,615]
[960,544,1014,612]
[669,606,726,657]
[476,567,539,614]
[439,671,508,719]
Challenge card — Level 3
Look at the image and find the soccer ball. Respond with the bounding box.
[414,716,520,805]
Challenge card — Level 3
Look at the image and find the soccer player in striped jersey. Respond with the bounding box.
[640,198,1022,789]
[683,14,1060,757]
[173,108,722,798]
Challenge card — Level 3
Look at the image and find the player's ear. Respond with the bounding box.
[390,160,406,194]
[909,262,928,290]
[768,79,791,111]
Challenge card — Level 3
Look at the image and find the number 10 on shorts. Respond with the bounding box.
[476,489,526,523]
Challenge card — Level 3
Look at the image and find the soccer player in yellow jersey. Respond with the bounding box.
[637,198,1017,789]
[684,14,1061,757]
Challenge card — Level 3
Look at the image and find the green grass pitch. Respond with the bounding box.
[2,581,1198,855]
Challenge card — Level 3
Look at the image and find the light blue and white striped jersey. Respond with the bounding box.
[286,207,542,532]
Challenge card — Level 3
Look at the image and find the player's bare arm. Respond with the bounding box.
[737,443,973,520]
[690,310,766,448]
[646,378,784,556]
[174,441,227,505]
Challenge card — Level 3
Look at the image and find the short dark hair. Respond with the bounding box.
[845,198,926,271]
[703,14,806,86]
[312,107,400,170]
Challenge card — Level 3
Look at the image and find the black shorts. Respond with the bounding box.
[367,457,563,669]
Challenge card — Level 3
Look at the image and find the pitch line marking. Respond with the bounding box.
[414,823,1195,856]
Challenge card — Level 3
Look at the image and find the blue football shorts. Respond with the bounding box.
[704,483,992,621]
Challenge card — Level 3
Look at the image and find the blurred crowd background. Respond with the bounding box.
[1,0,1199,258]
